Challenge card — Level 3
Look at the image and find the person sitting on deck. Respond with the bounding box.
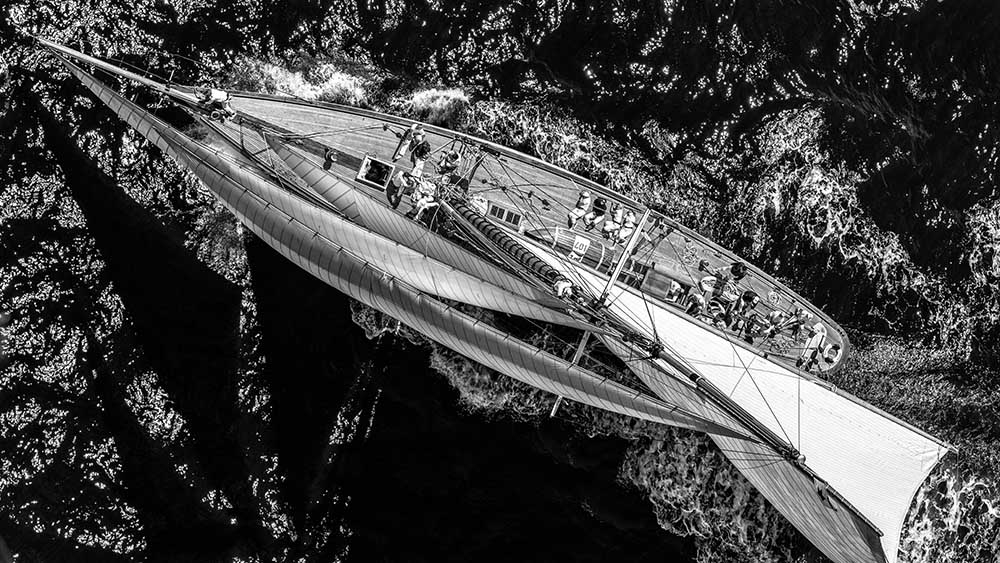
[764,309,788,337]
[437,149,462,175]
[700,260,748,283]
[553,279,575,299]
[407,179,438,222]
[196,87,236,119]
[684,292,706,317]
[781,308,813,339]
[583,197,608,231]
[602,203,624,240]
[664,279,684,303]
[387,171,416,209]
[730,289,760,324]
[615,209,638,244]
[410,131,432,176]
[567,190,592,228]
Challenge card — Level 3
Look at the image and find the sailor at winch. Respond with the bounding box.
[437,149,462,174]
[408,178,439,222]
[553,279,575,298]
[567,190,592,228]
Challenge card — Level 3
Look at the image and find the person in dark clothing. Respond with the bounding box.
[584,197,608,231]
[410,132,432,175]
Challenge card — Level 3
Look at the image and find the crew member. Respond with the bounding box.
[616,209,638,244]
[197,87,236,119]
[567,190,592,228]
[797,322,828,370]
[410,131,432,176]
[584,197,608,231]
[408,179,438,222]
[602,203,624,240]
[438,149,462,174]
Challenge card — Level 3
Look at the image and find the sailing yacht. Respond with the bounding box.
[36,38,951,563]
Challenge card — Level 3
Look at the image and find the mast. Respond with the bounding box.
[598,209,651,304]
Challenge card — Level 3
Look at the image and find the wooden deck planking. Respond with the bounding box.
[227,95,849,374]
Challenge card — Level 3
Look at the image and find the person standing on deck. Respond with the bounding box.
[410,131,432,176]
[567,190,592,228]
[584,197,608,231]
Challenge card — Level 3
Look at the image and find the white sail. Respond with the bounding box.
[563,261,950,563]
[49,53,599,331]
[264,136,565,305]
[45,40,952,563]
[51,54,752,439]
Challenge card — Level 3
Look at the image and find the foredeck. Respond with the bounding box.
[222,93,850,376]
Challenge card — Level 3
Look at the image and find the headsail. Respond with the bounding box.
[599,318,949,563]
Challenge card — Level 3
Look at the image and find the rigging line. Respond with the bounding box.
[280,124,387,141]
[597,222,663,344]
[683,358,806,379]
[612,336,739,424]
[102,55,173,85]
[660,234,796,449]
[715,454,788,463]
[733,458,788,472]
[483,159,630,304]
[479,160,590,291]
[452,308,658,401]
[199,120,334,211]
[192,121,347,218]
[714,447,784,458]
[601,224,658,311]
[491,155,579,216]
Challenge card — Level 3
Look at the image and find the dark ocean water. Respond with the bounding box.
[245,237,694,562]
[340,350,695,563]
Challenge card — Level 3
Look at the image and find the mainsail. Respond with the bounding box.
[53,53,603,330]
[48,52,751,439]
[41,39,954,563]
[263,136,564,302]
